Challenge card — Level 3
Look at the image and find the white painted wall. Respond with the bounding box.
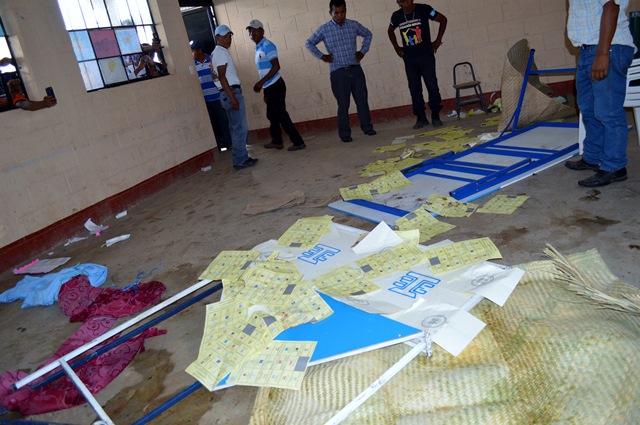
[0,0,214,247]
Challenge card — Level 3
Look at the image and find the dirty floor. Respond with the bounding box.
[1,111,639,424]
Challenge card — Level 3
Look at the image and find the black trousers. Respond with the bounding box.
[264,78,304,146]
[329,65,373,138]
[205,99,232,149]
[403,51,442,119]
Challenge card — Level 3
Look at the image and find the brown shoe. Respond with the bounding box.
[287,144,306,151]
[264,143,283,150]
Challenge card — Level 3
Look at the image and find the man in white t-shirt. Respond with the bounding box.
[211,25,258,170]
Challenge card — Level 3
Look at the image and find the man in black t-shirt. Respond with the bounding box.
[388,0,447,129]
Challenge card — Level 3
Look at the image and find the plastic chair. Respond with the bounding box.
[453,62,486,118]
[623,57,640,147]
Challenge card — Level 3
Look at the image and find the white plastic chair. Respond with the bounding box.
[623,57,640,147]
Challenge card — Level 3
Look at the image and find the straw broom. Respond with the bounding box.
[543,244,640,315]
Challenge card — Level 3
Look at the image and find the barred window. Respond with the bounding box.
[57,0,168,91]
[0,16,27,112]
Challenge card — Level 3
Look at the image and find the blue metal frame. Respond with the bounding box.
[330,50,579,222]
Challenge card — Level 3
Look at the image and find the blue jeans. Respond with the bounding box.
[576,44,633,172]
[219,86,250,166]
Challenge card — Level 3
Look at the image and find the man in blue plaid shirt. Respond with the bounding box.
[306,0,377,143]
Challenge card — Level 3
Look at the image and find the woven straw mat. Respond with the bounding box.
[498,39,575,132]
[250,249,640,424]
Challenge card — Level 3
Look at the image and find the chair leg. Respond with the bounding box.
[634,107,640,147]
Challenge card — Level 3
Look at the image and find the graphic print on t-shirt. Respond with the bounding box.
[399,19,424,47]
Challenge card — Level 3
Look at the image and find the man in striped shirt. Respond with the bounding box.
[191,40,232,152]
[247,20,306,151]
[306,0,377,143]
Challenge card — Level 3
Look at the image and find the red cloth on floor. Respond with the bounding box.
[0,275,167,416]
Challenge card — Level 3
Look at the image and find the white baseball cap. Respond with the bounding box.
[246,19,264,29]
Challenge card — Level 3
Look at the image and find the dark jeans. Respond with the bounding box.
[205,99,232,149]
[403,51,442,119]
[264,78,304,146]
[329,65,374,138]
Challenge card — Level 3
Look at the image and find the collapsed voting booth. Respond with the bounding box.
[330,39,580,224]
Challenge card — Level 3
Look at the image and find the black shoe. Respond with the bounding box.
[413,118,429,130]
[263,143,283,150]
[364,130,377,136]
[565,158,599,171]
[341,136,353,143]
[287,144,306,151]
[233,157,259,170]
[578,168,627,187]
[432,115,443,127]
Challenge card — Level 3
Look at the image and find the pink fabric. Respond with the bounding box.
[0,275,167,416]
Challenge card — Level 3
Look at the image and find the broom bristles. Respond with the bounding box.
[543,244,640,315]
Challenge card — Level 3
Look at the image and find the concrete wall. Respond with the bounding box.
[2,0,640,251]
[0,0,215,248]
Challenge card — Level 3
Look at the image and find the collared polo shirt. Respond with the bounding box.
[255,37,281,88]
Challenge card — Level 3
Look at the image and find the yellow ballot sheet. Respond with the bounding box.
[358,157,424,177]
[340,184,374,201]
[238,267,333,329]
[340,170,412,201]
[227,340,317,390]
[435,128,474,141]
[425,194,479,217]
[394,207,456,243]
[186,300,283,390]
[355,242,426,279]
[277,216,333,248]
[481,114,502,127]
[416,126,462,138]
[368,170,412,194]
[310,265,380,297]
[423,237,502,274]
[477,194,529,214]
[373,143,406,153]
[199,250,261,281]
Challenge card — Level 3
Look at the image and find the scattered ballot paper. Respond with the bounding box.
[352,221,404,255]
[84,218,109,236]
[115,211,127,219]
[64,236,88,246]
[12,257,71,275]
[104,234,130,247]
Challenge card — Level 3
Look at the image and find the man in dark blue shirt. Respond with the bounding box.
[388,0,447,129]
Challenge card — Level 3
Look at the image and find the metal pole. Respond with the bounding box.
[14,279,216,389]
[324,332,432,425]
[58,359,115,425]
[31,282,222,391]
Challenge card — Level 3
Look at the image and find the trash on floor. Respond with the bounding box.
[84,218,108,236]
[12,257,71,275]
